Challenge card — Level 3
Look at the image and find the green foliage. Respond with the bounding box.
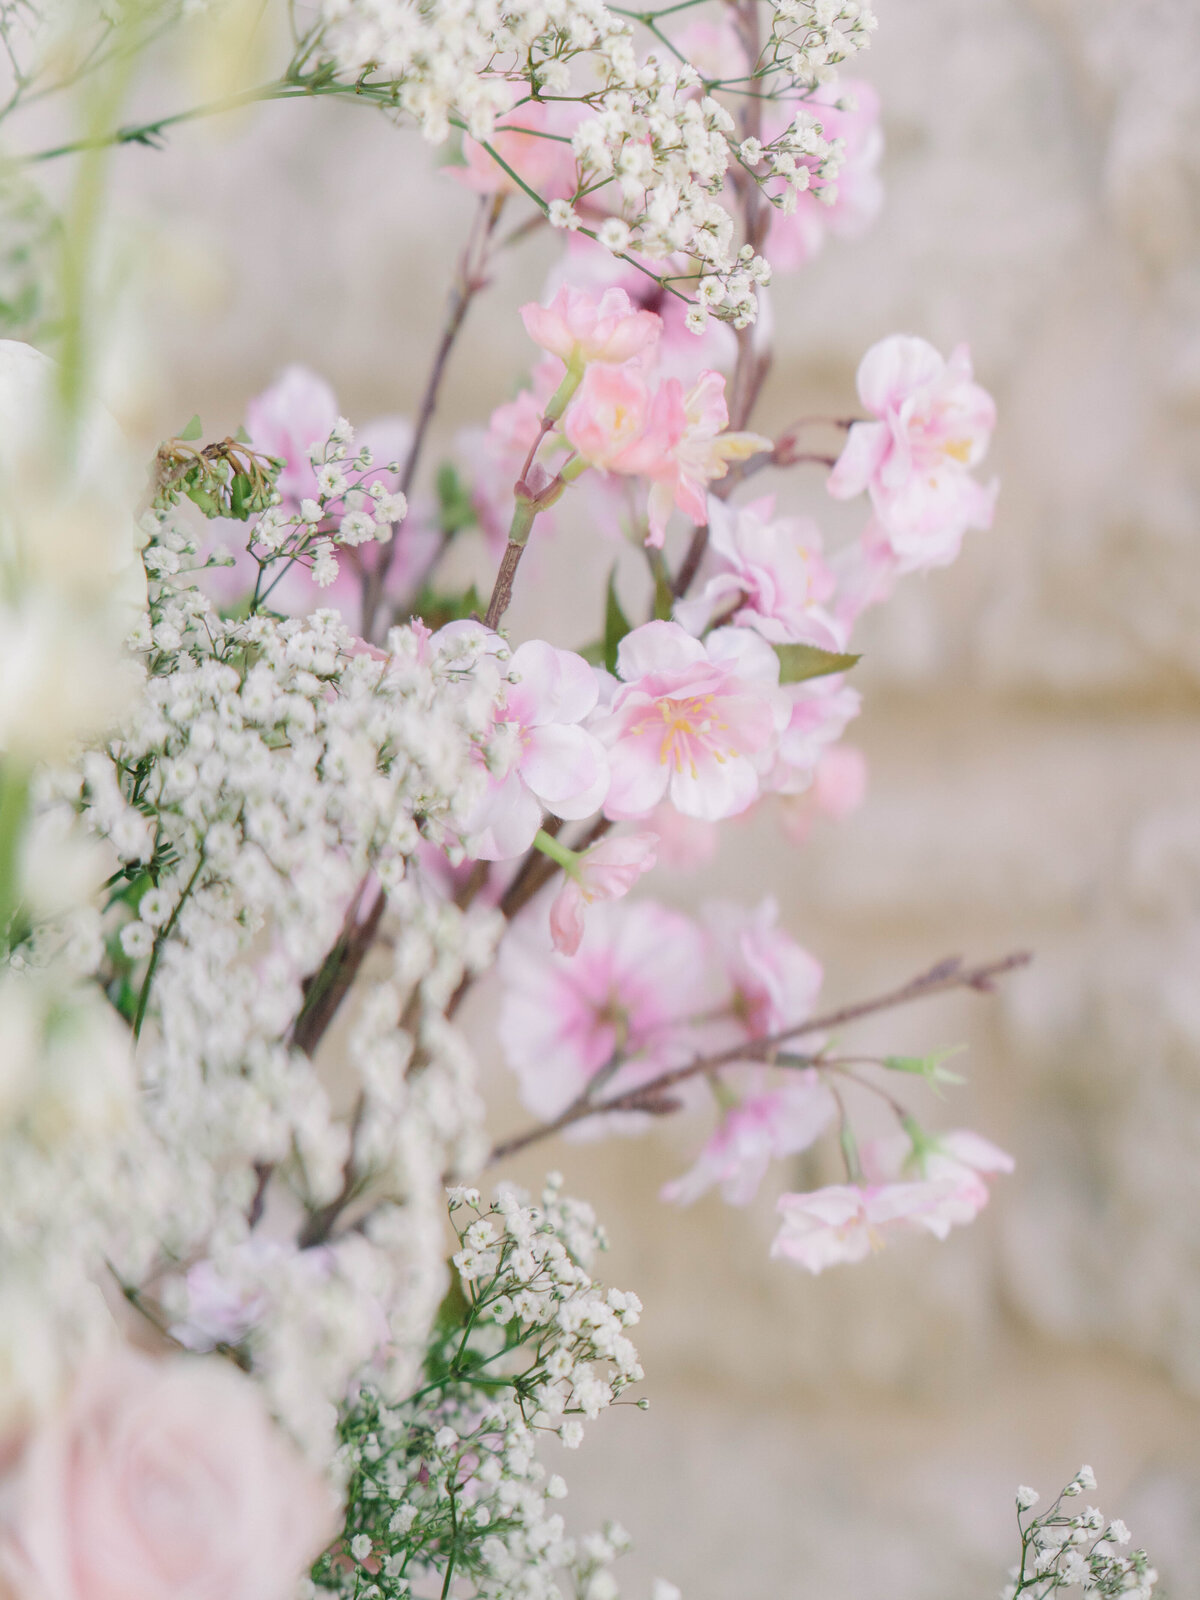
[154,431,282,521]
[604,567,632,675]
[884,1045,966,1093]
[436,462,477,538]
[773,642,861,683]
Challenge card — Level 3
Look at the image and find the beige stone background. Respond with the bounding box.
[74,0,1200,1591]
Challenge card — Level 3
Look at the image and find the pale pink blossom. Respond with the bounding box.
[761,675,862,796]
[465,637,609,861]
[0,1348,339,1600]
[827,336,998,566]
[591,621,789,822]
[674,494,844,646]
[662,1072,836,1206]
[549,831,659,956]
[639,371,771,547]
[497,898,714,1124]
[564,369,769,546]
[563,362,665,470]
[463,365,563,552]
[671,13,749,83]
[861,1127,1015,1238]
[245,364,339,507]
[764,81,884,272]
[704,896,823,1041]
[546,236,738,382]
[458,99,582,200]
[645,800,719,870]
[776,743,867,843]
[521,286,661,370]
[770,1181,965,1272]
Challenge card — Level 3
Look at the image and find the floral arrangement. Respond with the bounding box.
[0,0,1157,1593]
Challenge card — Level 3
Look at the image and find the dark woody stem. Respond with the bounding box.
[487,951,1032,1162]
[363,192,505,640]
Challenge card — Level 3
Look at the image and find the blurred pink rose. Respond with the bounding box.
[0,1348,339,1600]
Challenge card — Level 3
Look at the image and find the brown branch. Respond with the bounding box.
[363,193,505,640]
[483,537,527,629]
[487,949,1032,1163]
[291,887,386,1058]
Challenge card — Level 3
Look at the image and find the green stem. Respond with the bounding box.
[132,853,204,1040]
[532,828,579,874]
[0,760,29,954]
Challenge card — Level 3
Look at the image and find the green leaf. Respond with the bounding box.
[183,483,221,518]
[229,472,255,521]
[604,567,632,675]
[178,413,202,442]
[774,642,861,684]
[884,1044,966,1095]
[435,461,477,537]
[233,424,251,444]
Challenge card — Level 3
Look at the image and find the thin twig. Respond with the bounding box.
[363,192,504,638]
[487,950,1032,1162]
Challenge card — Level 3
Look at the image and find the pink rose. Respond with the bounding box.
[0,1349,339,1600]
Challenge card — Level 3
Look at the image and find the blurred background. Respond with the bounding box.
[64,0,1200,1591]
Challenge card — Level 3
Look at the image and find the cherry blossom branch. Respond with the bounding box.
[487,950,1032,1162]
[363,191,505,638]
[482,375,585,629]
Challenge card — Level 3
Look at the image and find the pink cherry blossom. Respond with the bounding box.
[671,13,749,84]
[563,362,666,470]
[549,830,659,956]
[764,80,884,272]
[861,1127,1015,1238]
[704,896,823,1041]
[591,621,789,822]
[521,286,661,370]
[674,494,844,646]
[827,335,998,566]
[776,743,867,843]
[761,675,862,796]
[564,369,769,546]
[464,637,610,861]
[770,1180,966,1273]
[245,364,339,507]
[662,1072,836,1206]
[497,898,715,1124]
[457,99,582,201]
[645,799,719,870]
[546,236,738,382]
[0,1347,339,1600]
[639,371,771,547]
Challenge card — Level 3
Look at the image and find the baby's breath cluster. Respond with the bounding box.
[312,1176,653,1600]
[305,0,876,323]
[2,508,517,1460]
[248,420,409,594]
[1005,1470,1157,1600]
